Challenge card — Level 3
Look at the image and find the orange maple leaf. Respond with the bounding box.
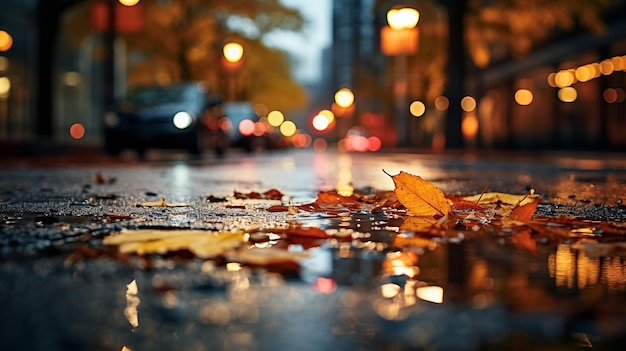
[385,170,451,217]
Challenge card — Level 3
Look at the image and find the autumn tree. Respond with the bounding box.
[64,0,308,112]
[464,0,620,68]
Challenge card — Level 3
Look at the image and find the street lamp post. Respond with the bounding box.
[381,7,419,147]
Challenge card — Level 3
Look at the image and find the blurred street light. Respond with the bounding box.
[223,43,244,63]
[334,88,354,109]
[222,42,244,101]
[381,7,419,147]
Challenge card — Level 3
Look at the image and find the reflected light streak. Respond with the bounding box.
[416,286,444,304]
[336,153,353,196]
[124,279,140,328]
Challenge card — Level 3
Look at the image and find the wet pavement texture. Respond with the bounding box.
[1,149,626,351]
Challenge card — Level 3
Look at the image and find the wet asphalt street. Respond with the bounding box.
[1,148,626,351]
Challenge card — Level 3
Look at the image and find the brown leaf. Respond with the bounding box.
[508,197,541,221]
[385,170,450,216]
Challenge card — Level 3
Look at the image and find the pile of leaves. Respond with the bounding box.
[100,171,626,268]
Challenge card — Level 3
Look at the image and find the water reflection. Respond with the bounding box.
[549,244,626,291]
[124,279,140,329]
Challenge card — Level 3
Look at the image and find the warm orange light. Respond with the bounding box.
[599,59,614,75]
[558,87,577,102]
[0,77,10,98]
[575,66,593,82]
[334,88,354,108]
[409,100,425,117]
[69,123,86,139]
[312,114,330,131]
[604,88,618,103]
[223,43,244,63]
[118,0,140,6]
[555,70,575,88]
[434,96,449,111]
[461,96,476,112]
[267,110,284,127]
[387,8,419,30]
[319,109,335,124]
[514,89,533,106]
[0,30,13,52]
[279,120,297,137]
[461,114,479,138]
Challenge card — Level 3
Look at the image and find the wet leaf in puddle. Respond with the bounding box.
[103,229,244,258]
[385,170,450,217]
[227,247,310,266]
[400,216,438,233]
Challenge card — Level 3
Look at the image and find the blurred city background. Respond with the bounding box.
[1,0,626,154]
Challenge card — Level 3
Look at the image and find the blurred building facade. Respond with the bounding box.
[0,0,37,141]
[2,0,626,150]
[325,0,626,151]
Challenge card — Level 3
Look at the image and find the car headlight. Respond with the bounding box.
[104,111,119,127]
[173,111,193,129]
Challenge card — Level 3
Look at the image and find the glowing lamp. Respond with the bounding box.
[387,8,419,30]
[223,43,244,63]
[334,88,354,108]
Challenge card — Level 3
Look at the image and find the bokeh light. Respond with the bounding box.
[558,87,577,102]
[118,0,141,6]
[599,59,614,75]
[267,110,284,127]
[461,96,476,112]
[319,109,335,124]
[292,133,312,148]
[409,100,425,117]
[555,70,575,88]
[461,114,479,139]
[514,89,533,106]
[434,96,449,111]
[0,77,10,98]
[334,88,354,108]
[0,31,13,52]
[223,43,244,63]
[0,56,9,71]
[387,8,419,30]
[312,114,330,131]
[313,138,327,152]
[604,88,618,103]
[238,119,254,136]
[367,136,382,152]
[69,123,85,139]
[279,120,297,137]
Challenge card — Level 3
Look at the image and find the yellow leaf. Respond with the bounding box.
[386,171,450,216]
[463,192,540,207]
[103,229,244,258]
[400,216,438,233]
[137,197,191,207]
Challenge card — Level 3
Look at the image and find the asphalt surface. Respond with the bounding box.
[1,148,625,351]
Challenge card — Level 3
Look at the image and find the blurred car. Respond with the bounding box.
[103,82,229,157]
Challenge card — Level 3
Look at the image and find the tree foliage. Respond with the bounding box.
[465,0,620,67]
[63,0,308,111]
